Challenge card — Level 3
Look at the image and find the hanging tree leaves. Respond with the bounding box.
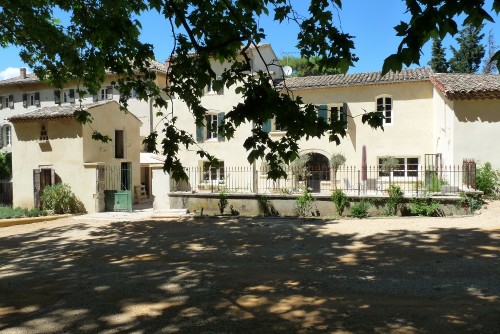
[0,0,499,180]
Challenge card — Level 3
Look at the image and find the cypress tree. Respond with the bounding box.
[428,38,449,72]
[449,23,485,73]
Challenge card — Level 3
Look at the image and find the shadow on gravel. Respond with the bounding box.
[0,217,498,333]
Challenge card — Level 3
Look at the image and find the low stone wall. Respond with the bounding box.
[168,192,468,216]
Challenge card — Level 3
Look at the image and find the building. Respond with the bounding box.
[9,101,141,213]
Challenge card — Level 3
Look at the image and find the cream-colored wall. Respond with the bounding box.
[276,81,434,167]
[12,102,142,212]
[11,119,85,209]
[452,98,500,168]
[432,88,455,165]
[174,80,435,170]
[82,102,142,194]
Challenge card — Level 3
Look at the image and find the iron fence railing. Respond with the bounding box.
[170,165,477,196]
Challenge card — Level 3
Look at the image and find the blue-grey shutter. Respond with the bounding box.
[0,97,3,110]
[196,124,204,142]
[342,102,348,129]
[22,93,27,108]
[217,112,225,142]
[69,89,75,103]
[8,95,14,109]
[262,119,272,133]
[54,90,61,104]
[0,126,3,148]
[318,104,328,122]
[35,92,40,107]
[93,93,98,102]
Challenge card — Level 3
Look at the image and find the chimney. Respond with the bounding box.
[20,68,27,79]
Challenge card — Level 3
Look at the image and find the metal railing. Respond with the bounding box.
[170,165,477,196]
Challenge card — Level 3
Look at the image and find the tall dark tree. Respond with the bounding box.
[449,23,486,73]
[428,38,449,72]
[483,29,499,74]
[1,0,500,179]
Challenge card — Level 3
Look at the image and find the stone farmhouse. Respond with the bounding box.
[1,43,500,212]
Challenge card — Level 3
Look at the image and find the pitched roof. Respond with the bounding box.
[430,73,500,100]
[9,100,115,122]
[0,61,167,87]
[277,68,434,90]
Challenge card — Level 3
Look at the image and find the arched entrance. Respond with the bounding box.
[306,153,330,193]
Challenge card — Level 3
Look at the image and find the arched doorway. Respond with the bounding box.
[306,153,330,193]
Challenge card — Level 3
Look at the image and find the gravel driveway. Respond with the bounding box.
[0,202,499,333]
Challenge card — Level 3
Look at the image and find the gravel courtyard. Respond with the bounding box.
[0,202,499,333]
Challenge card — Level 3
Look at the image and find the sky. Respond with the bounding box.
[1,0,499,80]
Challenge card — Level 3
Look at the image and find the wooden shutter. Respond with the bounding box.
[0,126,3,148]
[196,124,204,143]
[33,169,41,209]
[22,93,27,108]
[0,97,3,110]
[69,89,75,103]
[262,119,272,133]
[342,102,348,129]
[35,92,40,107]
[8,95,14,109]
[54,90,61,104]
[217,112,225,142]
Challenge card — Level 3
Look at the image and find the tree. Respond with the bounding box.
[428,38,449,72]
[279,56,340,77]
[449,23,486,73]
[483,30,499,74]
[330,153,346,189]
[1,1,499,180]
[0,152,11,180]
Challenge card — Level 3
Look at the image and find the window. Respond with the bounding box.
[376,96,392,125]
[0,124,12,148]
[40,124,48,141]
[317,104,348,129]
[115,130,124,159]
[202,160,225,182]
[4,125,11,146]
[4,95,14,109]
[378,157,419,178]
[100,86,113,100]
[206,77,224,95]
[262,118,287,133]
[196,112,225,142]
[64,89,75,104]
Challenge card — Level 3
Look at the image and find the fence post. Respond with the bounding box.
[357,169,360,195]
[253,163,258,194]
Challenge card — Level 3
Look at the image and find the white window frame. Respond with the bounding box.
[205,114,218,140]
[378,157,419,179]
[63,89,75,104]
[4,125,11,146]
[201,160,225,183]
[376,95,393,125]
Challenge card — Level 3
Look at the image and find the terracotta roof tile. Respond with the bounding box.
[430,73,500,100]
[9,100,115,122]
[277,68,434,89]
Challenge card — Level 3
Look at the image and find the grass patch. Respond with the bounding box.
[0,206,48,219]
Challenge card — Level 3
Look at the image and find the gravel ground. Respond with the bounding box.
[0,201,499,333]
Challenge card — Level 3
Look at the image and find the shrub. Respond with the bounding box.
[386,185,404,215]
[409,198,440,216]
[40,183,85,214]
[460,193,483,213]
[476,162,499,197]
[350,201,370,218]
[218,189,228,215]
[427,172,448,192]
[296,190,315,217]
[331,189,348,216]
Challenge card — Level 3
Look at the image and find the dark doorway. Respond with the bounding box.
[306,153,330,193]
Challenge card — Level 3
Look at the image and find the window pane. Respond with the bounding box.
[377,97,383,105]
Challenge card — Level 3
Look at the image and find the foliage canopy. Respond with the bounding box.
[1,0,499,180]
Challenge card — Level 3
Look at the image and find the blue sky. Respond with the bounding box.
[1,0,499,79]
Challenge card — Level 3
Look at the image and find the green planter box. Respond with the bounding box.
[104,190,132,212]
